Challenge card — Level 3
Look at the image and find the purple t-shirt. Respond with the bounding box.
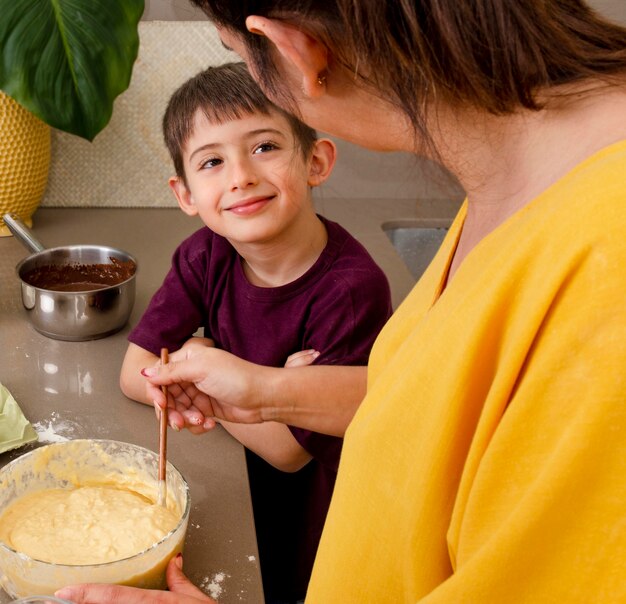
[129,215,391,599]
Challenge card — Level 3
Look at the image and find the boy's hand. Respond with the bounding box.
[285,349,320,368]
[181,336,216,353]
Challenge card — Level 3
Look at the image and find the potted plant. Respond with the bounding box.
[0,0,144,234]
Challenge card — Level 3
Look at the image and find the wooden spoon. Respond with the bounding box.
[157,348,169,506]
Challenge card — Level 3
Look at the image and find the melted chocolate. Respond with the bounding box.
[23,258,136,292]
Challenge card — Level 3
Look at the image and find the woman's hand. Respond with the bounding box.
[144,345,268,426]
[156,338,220,433]
[55,555,216,603]
[156,381,216,434]
[146,342,322,432]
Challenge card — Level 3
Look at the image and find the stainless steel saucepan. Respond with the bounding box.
[3,213,137,341]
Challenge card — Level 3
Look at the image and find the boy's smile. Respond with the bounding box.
[226,194,276,215]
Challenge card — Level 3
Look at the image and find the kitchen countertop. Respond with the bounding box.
[0,198,460,603]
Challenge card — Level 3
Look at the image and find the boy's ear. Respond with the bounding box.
[307,138,336,187]
[169,176,198,217]
[246,15,328,98]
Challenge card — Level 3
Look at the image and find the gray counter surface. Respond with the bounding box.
[0,208,263,603]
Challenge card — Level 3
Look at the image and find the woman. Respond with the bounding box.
[58,1,626,602]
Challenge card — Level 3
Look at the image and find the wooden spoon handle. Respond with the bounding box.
[158,348,169,483]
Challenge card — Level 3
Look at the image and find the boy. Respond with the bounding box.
[121,62,391,603]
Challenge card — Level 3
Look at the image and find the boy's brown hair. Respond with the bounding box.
[163,61,317,179]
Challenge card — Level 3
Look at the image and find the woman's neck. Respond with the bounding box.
[433,79,626,278]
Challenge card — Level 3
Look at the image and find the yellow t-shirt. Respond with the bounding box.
[307,141,626,603]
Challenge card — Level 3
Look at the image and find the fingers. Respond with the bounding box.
[202,416,218,431]
[182,406,206,427]
[164,383,190,407]
[55,583,165,603]
[147,380,166,409]
[149,379,193,412]
[285,349,320,368]
[159,404,216,433]
[185,419,217,434]
[182,387,215,416]
[142,356,205,386]
[167,555,216,601]
[54,560,217,603]
[164,407,185,431]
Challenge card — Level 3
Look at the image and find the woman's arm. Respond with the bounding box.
[259,362,367,436]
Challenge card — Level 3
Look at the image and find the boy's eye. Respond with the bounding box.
[201,157,222,169]
[253,141,277,154]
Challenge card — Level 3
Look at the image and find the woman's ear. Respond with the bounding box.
[246,15,328,98]
[169,176,198,217]
[307,138,337,187]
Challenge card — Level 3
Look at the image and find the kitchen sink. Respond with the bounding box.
[382,220,450,280]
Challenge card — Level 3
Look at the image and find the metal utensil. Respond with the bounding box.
[3,213,137,341]
[158,348,169,507]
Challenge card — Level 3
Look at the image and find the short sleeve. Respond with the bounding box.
[128,238,208,355]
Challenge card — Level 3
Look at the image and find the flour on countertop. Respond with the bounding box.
[200,571,228,600]
[33,412,81,443]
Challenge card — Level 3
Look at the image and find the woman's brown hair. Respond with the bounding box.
[191,0,626,147]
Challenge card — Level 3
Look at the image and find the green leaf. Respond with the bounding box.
[0,0,144,140]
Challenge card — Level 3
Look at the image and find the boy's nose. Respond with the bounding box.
[229,158,258,190]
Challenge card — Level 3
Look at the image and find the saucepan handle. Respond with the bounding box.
[2,213,46,254]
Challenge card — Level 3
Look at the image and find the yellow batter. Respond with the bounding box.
[0,486,180,565]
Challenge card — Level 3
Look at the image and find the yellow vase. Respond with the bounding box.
[0,91,51,237]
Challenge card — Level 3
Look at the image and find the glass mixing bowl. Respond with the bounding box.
[0,439,190,599]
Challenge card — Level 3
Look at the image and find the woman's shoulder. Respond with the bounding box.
[536,139,626,237]
[562,138,626,191]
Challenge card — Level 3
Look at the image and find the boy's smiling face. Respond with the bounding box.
[170,108,333,247]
